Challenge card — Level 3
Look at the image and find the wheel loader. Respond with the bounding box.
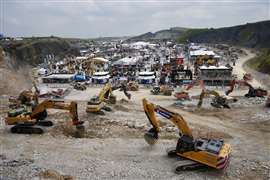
[142,98,231,173]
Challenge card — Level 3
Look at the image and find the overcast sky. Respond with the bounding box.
[1,0,269,38]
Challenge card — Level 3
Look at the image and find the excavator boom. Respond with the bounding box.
[143,98,193,145]
[186,79,205,91]
[142,98,231,172]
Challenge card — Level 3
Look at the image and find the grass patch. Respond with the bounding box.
[247,48,270,74]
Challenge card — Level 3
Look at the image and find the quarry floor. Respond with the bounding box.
[0,49,269,180]
[0,86,269,180]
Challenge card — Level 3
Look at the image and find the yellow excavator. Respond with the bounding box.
[6,99,84,134]
[142,98,231,173]
[86,83,131,114]
[197,90,237,108]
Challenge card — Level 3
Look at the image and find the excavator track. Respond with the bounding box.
[174,159,205,174]
[10,124,44,134]
[166,147,177,157]
[37,120,53,127]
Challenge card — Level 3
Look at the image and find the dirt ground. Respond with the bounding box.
[0,86,269,180]
[0,50,269,180]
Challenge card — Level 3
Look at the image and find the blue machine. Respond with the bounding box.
[72,73,89,82]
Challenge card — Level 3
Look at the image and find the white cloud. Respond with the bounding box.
[2,0,269,37]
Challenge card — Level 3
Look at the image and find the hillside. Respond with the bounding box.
[178,20,270,48]
[0,47,32,95]
[0,37,79,67]
[127,27,188,42]
[247,48,270,75]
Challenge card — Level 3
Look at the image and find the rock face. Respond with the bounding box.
[178,20,270,48]
[1,37,80,67]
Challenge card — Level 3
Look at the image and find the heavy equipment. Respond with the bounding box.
[142,98,231,173]
[225,79,267,98]
[174,79,205,100]
[5,99,84,134]
[127,81,139,91]
[9,81,40,108]
[86,83,131,114]
[151,85,174,96]
[197,90,237,108]
[73,82,87,91]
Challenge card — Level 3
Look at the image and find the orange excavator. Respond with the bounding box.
[174,79,205,100]
[225,74,267,98]
[143,98,231,173]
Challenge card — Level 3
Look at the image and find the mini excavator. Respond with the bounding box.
[197,90,237,109]
[86,83,131,114]
[142,98,231,173]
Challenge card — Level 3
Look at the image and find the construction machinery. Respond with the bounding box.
[127,81,139,91]
[73,82,87,91]
[142,98,231,173]
[225,79,267,98]
[174,79,205,100]
[86,83,131,114]
[197,90,237,108]
[5,99,84,134]
[151,85,174,96]
[9,81,40,108]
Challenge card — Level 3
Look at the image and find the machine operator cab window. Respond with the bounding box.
[195,139,224,155]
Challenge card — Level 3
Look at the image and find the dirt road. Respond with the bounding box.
[233,49,264,88]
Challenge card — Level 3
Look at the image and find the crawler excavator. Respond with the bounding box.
[197,90,237,108]
[142,98,231,173]
[86,82,131,114]
[5,99,84,134]
[174,79,205,100]
[225,78,267,98]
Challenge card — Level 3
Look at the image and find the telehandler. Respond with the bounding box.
[142,98,231,173]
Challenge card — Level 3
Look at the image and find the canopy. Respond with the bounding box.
[92,57,109,63]
[113,56,139,66]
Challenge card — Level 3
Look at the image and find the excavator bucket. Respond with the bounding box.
[144,128,159,145]
[74,124,86,138]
